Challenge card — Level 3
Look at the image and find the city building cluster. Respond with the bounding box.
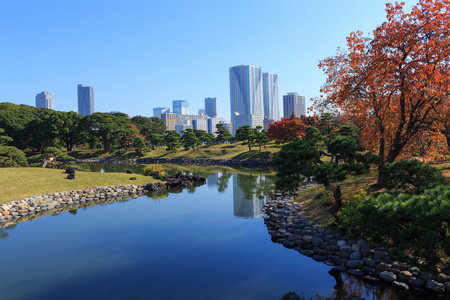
[34,65,306,136]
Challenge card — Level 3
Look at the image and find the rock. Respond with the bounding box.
[350,252,362,260]
[408,277,425,288]
[300,250,315,257]
[282,240,296,249]
[376,262,391,272]
[325,245,340,252]
[391,261,407,271]
[347,268,364,277]
[333,265,347,272]
[362,266,378,276]
[436,273,450,283]
[311,255,325,262]
[302,235,313,243]
[346,260,364,269]
[337,240,347,247]
[379,271,396,283]
[392,281,409,290]
[351,243,361,252]
[397,270,412,282]
[445,282,450,292]
[361,248,375,258]
[408,267,420,277]
[129,177,137,180]
[374,251,389,260]
[425,280,445,293]
[420,271,435,281]
[362,257,377,268]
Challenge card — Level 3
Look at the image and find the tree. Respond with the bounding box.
[193,129,213,144]
[78,113,132,152]
[0,146,28,167]
[254,126,270,152]
[317,0,450,188]
[214,124,233,143]
[133,136,147,155]
[164,130,181,151]
[180,128,200,151]
[131,115,166,137]
[148,133,164,149]
[235,125,256,151]
[274,126,373,218]
[0,128,13,146]
[267,114,306,144]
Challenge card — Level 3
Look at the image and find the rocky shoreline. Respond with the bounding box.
[0,173,206,228]
[263,190,450,297]
[76,157,274,168]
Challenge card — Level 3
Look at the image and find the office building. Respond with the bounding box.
[263,72,280,121]
[161,113,177,131]
[175,120,193,134]
[229,65,264,135]
[205,97,218,118]
[283,92,306,118]
[263,116,275,130]
[77,84,94,116]
[173,100,189,115]
[153,107,170,119]
[207,117,227,135]
[193,119,208,132]
[35,91,53,110]
[198,109,206,116]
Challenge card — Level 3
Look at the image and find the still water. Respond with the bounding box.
[0,165,428,299]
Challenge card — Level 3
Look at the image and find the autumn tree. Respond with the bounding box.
[267,114,306,144]
[317,0,450,188]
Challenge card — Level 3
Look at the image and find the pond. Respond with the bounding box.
[0,164,433,299]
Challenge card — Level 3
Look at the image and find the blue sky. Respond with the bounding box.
[0,0,417,120]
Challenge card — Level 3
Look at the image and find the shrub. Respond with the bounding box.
[382,159,446,194]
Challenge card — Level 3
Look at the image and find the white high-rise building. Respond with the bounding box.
[229,65,264,135]
[263,72,280,121]
[35,91,53,110]
[154,107,170,118]
[77,84,94,116]
[173,100,189,115]
[283,92,305,118]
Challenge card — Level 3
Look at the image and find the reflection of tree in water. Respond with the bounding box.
[0,224,17,240]
[144,190,169,202]
[236,173,275,200]
[217,171,232,193]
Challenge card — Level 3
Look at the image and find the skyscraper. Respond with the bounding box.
[283,92,306,118]
[173,100,189,115]
[77,84,94,116]
[263,72,280,121]
[153,107,170,118]
[205,97,218,118]
[229,65,264,135]
[35,91,53,109]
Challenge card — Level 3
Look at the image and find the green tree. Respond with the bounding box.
[148,133,164,149]
[164,130,181,151]
[193,129,213,144]
[131,115,166,137]
[255,126,270,152]
[0,146,28,167]
[235,125,256,151]
[215,123,233,143]
[133,136,147,155]
[78,113,131,152]
[0,128,13,146]
[0,102,38,149]
[181,128,200,151]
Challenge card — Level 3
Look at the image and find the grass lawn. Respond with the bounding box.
[0,168,156,205]
[69,142,282,161]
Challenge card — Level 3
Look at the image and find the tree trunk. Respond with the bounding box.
[328,185,342,219]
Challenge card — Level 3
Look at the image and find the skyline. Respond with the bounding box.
[0,0,417,120]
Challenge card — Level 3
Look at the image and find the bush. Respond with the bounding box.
[382,159,446,194]
[336,186,450,263]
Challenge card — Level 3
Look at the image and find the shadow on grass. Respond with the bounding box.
[232,150,272,160]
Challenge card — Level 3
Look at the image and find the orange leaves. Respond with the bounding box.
[316,0,450,166]
[267,115,307,144]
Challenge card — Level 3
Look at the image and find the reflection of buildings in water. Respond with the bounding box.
[207,173,219,187]
[233,174,268,219]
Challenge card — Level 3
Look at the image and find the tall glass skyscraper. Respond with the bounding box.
[35,91,53,110]
[77,84,94,116]
[205,97,217,117]
[229,65,264,135]
[283,92,306,118]
[173,100,189,115]
[263,72,280,121]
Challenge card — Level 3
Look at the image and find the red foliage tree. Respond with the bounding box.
[267,115,306,144]
[317,0,450,187]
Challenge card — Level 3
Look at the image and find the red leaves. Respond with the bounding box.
[267,115,307,144]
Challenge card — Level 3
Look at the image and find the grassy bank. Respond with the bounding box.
[69,142,282,160]
[0,168,155,205]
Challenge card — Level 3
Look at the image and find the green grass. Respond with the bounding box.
[0,168,156,205]
[69,142,282,160]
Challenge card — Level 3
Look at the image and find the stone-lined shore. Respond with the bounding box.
[263,189,450,297]
[76,157,274,168]
[0,173,206,228]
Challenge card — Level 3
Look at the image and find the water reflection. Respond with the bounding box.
[233,173,274,219]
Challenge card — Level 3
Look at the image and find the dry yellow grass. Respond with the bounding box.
[0,168,155,205]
